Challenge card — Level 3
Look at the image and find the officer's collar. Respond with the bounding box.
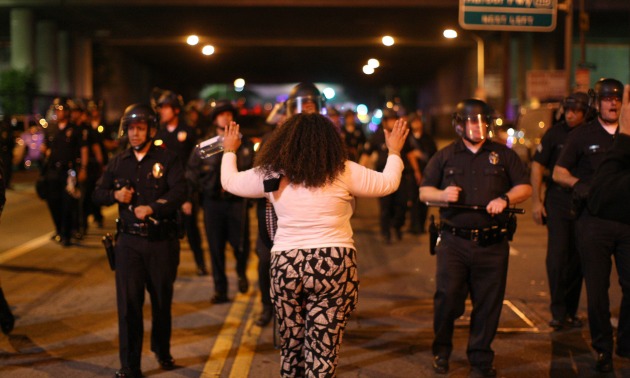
[454,138,493,152]
[122,142,157,160]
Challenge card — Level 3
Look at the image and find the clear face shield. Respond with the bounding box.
[461,114,491,143]
[286,95,326,116]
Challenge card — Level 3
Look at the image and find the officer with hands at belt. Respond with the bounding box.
[93,104,186,378]
[420,99,531,377]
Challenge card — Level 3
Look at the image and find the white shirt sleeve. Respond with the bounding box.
[345,154,404,197]
[220,152,266,198]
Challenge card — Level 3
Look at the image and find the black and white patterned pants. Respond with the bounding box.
[270,246,359,378]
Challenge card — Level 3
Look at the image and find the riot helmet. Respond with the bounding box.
[156,90,184,111]
[118,103,158,151]
[562,92,590,112]
[209,99,237,126]
[52,97,71,112]
[285,82,325,117]
[592,78,623,104]
[452,99,494,144]
[51,97,71,122]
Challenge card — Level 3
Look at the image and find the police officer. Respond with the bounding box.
[407,111,437,234]
[153,90,206,275]
[0,159,15,334]
[93,104,186,378]
[342,109,366,162]
[186,99,254,304]
[360,108,420,243]
[553,78,624,372]
[531,92,591,331]
[420,99,531,376]
[41,97,89,246]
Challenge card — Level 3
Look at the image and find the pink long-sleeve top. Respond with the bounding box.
[221,152,403,252]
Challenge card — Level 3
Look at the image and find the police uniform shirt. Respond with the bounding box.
[0,159,5,216]
[45,122,86,168]
[533,120,574,183]
[410,133,438,172]
[421,139,529,228]
[363,127,415,172]
[186,137,254,200]
[588,133,630,225]
[93,144,186,225]
[555,118,616,182]
[155,122,197,169]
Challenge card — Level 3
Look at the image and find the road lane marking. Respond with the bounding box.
[0,232,55,264]
[201,289,256,377]
[229,292,264,378]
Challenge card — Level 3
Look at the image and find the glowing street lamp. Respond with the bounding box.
[186,35,199,46]
[202,45,215,56]
[381,36,395,46]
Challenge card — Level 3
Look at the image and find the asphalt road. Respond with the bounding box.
[0,169,628,377]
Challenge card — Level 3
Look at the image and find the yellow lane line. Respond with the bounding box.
[201,255,260,377]
[0,232,55,264]
[229,292,264,378]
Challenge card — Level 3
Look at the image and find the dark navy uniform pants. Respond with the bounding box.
[378,175,409,238]
[183,198,204,269]
[545,189,582,321]
[44,169,76,242]
[432,232,509,366]
[576,212,630,356]
[115,233,180,371]
[202,198,250,296]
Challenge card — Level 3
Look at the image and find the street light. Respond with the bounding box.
[443,29,485,97]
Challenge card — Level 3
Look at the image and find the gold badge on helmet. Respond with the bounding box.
[152,163,164,178]
[489,151,500,165]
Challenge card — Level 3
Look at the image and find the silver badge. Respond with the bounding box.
[489,151,499,165]
[152,163,164,178]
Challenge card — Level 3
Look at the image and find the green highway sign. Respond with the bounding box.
[459,0,557,32]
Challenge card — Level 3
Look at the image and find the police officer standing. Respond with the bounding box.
[407,111,437,234]
[153,90,206,275]
[0,159,15,334]
[41,98,89,246]
[553,78,624,372]
[420,99,531,376]
[93,104,186,378]
[186,99,254,304]
[531,92,591,330]
[360,108,420,243]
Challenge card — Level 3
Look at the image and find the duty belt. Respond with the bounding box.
[441,223,507,246]
[117,220,150,237]
[116,218,178,240]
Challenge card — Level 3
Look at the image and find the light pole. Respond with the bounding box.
[443,29,485,99]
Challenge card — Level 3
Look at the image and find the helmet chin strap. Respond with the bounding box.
[133,136,152,151]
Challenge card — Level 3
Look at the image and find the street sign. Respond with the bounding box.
[526,70,566,100]
[459,0,557,32]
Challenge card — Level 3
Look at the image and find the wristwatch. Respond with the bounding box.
[499,194,510,207]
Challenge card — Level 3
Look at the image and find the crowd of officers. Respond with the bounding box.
[5,77,629,377]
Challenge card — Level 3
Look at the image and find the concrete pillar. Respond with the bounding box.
[73,36,93,99]
[10,8,34,71]
[36,20,58,95]
[57,31,71,96]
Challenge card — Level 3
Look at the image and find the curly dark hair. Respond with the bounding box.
[255,113,348,188]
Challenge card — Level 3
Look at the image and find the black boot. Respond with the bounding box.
[255,305,274,327]
[0,287,15,335]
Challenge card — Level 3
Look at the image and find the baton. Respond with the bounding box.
[425,201,525,214]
